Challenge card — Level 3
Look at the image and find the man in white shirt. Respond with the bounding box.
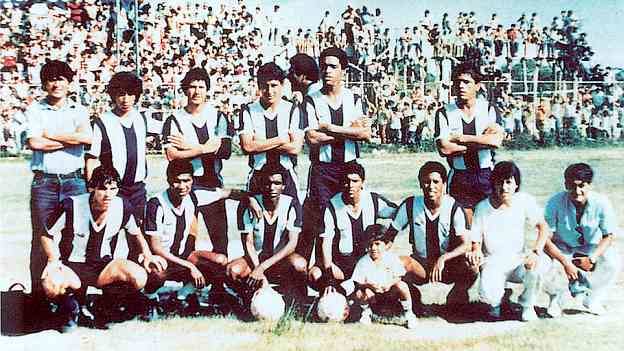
[467,161,551,321]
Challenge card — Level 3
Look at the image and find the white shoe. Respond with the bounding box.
[583,297,606,315]
[521,306,538,322]
[359,308,372,325]
[547,294,563,318]
[405,312,418,329]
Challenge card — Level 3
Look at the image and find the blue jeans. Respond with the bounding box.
[30,174,86,294]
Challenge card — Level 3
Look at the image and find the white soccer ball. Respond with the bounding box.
[317,292,350,322]
[250,287,285,321]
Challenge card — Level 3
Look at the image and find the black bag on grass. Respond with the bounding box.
[1,283,34,336]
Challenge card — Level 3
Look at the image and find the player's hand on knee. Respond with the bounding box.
[144,255,168,273]
[189,265,205,288]
[465,250,484,268]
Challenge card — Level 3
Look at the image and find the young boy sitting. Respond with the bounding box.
[341,224,417,329]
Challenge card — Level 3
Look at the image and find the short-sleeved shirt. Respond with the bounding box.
[87,110,150,186]
[45,194,139,263]
[471,192,543,257]
[435,97,499,170]
[25,99,90,174]
[321,190,397,256]
[544,191,617,251]
[240,194,302,255]
[350,251,406,289]
[238,99,302,171]
[162,106,231,187]
[391,195,468,260]
[144,188,226,258]
[305,88,366,164]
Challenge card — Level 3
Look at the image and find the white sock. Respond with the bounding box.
[401,299,412,313]
[177,283,196,300]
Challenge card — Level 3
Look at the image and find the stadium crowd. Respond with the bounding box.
[1,1,623,153]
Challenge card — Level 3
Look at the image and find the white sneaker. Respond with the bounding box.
[583,297,606,315]
[547,294,563,318]
[521,306,538,322]
[359,308,372,325]
[405,312,418,329]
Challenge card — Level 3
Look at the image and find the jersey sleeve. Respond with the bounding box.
[374,193,398,219]
[216,111,232,139]
[86,121,102,158]
[350,256,368,284]
[161,114,180,148]
[288,103,304,136]
[434,107,450,140]
[523,193,544,227]
[451,204,470,235]
[194,188,227,207]
[286,203,302,234]
[319,207,336,239]
[144,197,162,236]
[390,198,410,232]
[390,253,406,277]
[544,194,559,233]
[238,105,254,136]
[303,97,319,131]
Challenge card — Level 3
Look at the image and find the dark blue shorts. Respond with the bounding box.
[449,168,492,209]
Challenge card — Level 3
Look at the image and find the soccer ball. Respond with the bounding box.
[317,292,350,322]
[250,286,285,321]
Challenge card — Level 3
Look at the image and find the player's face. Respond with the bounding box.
[92,181,119,209]
[263,174,285,199]
[320,56,343,88]
[113,91,137,114]
[455,73,480,102]
[493,176,517,203]
[420,171,445,202]
[43,77,69,100]
[259,80,283,106]
[344,173,364,200]
[368,240,387,261]
[566,179,591,206]
[170,173,193,199]
[184,80,207,106]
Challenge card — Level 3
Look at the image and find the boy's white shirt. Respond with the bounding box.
[341,251,406,296]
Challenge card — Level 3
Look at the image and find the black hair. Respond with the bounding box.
[289,53,320,82]
[88,166,121,190]
[107,71,143,101]
[418,161,448,184]
[491,161,521,192]
[256,62,286,86]
[564,163,594,185]
[343,162,366,182]
[181,67,211,91]
[319,46,349,70]
[365,224,389,244]
[451,61,483,83]
[166,159,194,181]
[258,163,288,187]
[40,60,74,84]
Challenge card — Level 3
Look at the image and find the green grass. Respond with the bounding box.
[1,147,624,350]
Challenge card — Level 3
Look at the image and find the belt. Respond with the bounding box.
[33,169,83,180]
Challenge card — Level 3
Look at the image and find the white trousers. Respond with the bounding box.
[479,253,551,307]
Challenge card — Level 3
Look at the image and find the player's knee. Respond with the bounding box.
[226,262,243,280]
[308,266,321,282]
[213,253,228,267]
[290,255,308,274]
[122,263,148,290]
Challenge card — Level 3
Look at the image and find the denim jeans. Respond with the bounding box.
[30,175,86,293]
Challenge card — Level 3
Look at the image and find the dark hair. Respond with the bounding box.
[88,166,121,190]
[289,53,320,82]
[258,163,288,187]
[418,161,448,184]
[343,162,366,182]
[166,159,193,181]
[256,62,286,86]
[107,71,143,101]
[564,163,593,185]
[319,47,349,70]
[365,224,388,244]
[491,161,521,192]
[451,61,483,83]
[40,60,74,84]
[181,67,211,91]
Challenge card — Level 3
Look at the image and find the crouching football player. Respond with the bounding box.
[40,166,167,332]
[144,159,262,313]
[226,164,308,306]
[341,225,417,329]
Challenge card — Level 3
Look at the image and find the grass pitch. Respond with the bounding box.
[1,147,623,350]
